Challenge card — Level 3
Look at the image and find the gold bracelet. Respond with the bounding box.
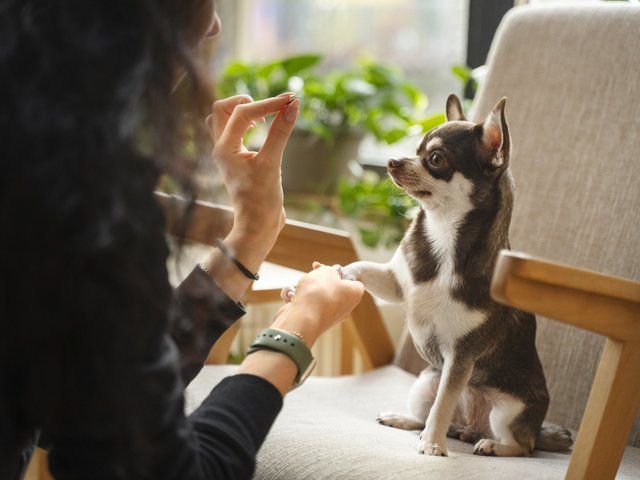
[272,328,306,345]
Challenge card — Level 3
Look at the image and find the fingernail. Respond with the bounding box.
[283,99,299,123]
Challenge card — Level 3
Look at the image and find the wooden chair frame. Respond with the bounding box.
[491,250,640,479]
[157,192,395,373]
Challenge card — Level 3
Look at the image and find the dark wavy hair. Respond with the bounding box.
[0,0,213,474]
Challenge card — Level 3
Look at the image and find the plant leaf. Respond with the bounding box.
[282,54,323,75]
[418,112,447,132]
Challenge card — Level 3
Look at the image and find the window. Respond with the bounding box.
[213,0,468,117]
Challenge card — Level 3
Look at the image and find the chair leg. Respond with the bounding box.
[24,448,53,480]
[340,321,354,374]
[566,339,640,480]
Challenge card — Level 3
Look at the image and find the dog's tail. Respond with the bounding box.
[535,425,573,452]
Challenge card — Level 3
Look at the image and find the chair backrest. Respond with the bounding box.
[394,3,640,446]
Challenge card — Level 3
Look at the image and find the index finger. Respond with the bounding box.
[218,95,295,151]
[210,95,254,143]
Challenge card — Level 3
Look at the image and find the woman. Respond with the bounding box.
[0,0,364,478]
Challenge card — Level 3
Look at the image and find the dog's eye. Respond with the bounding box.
[428,152,445,169]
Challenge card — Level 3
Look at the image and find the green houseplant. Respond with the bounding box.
[337,170,417,250]
[217,54,445,193]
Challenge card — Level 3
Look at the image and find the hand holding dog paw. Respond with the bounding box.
[272,263,364,346]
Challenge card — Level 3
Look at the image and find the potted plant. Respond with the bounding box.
[217,54,445,194]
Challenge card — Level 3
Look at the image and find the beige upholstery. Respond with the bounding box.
[185,3,640,479]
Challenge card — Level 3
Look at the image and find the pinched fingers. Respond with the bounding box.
[209,95,254,142]
[217,94,297,152]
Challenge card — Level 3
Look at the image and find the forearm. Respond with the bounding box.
[190,374,283,480]
[172,266,246,384]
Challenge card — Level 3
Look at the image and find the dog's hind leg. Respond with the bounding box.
[473,394,541,457]
[377,368,439,431]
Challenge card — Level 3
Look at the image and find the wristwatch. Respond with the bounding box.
[247,328,316,389]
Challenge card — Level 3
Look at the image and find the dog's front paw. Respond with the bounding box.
[340,263,361,282]
[377,411,424,431]
[418,441,447,457]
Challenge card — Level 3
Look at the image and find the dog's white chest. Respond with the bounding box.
[393,214,486,350]
[407,279,484,350]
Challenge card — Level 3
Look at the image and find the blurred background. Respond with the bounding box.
[212,0,468,116]
[191,0,606,248]
[205,0,601,174]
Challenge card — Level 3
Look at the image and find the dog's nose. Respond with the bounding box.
[388,158,405,169]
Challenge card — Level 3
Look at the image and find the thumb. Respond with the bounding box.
[260,99,299,161]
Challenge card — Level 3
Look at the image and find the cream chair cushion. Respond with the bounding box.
[186,365,640,479]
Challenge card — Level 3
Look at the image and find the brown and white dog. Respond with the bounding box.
[342,94,572,457]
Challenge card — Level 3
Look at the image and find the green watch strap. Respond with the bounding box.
[247,328,316,386]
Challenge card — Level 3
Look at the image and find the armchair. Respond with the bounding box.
[184,3,640,479]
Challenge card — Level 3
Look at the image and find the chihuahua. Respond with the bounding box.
[342,94,571,457]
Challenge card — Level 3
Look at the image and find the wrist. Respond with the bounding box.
[233,206,285,246]
[238,349,298,396]
[223,228,274,272]
[201,230,269,302]
[247,328,316,389]
[270,302,323,347]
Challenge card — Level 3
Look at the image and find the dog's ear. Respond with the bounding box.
[445,94,467,122]
[480,97,510,172]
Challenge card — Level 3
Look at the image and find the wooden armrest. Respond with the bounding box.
[156,192,395,370]
[155,191,358,268]
[491,250,640,343]
[156,192,235,242]
[492,250,640,479]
